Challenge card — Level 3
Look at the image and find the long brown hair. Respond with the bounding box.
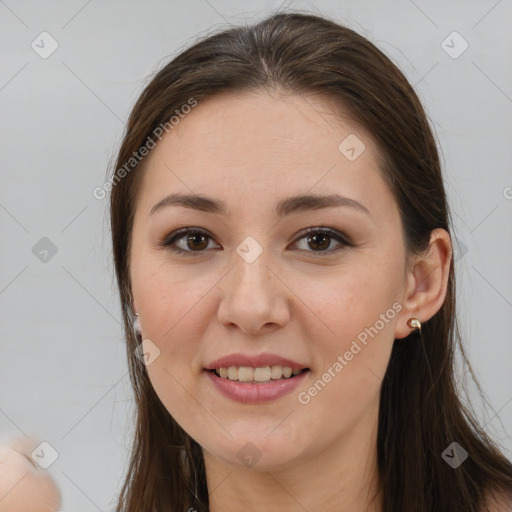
[108,10,512,512]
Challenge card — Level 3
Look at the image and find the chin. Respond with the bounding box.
[205,436,305,472]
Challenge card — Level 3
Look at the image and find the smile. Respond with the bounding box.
[205,367,310,404]
[211,365,308,382]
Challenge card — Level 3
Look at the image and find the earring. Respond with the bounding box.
[133,312,141,337]
[407,318,421,334]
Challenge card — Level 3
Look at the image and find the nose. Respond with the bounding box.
[217,254,291,335]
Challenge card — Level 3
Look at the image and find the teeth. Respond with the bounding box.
[270,365,283,379]
[238,367,254,382]
[254,367,271,382]
[282,366,292,378]
[215,365,305,382]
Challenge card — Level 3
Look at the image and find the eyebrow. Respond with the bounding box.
[149,192,373,219]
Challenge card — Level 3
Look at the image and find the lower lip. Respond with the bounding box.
[205,370,309,404]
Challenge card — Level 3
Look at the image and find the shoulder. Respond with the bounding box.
[0,440,61,512]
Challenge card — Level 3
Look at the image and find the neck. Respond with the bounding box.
[203,405,382,512]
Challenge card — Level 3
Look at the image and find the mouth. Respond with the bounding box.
[206,366,310,383]
[204,366,311,404]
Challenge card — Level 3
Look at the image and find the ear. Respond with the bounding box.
[394,228,452,339]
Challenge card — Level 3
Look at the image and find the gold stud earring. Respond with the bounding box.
[407,318,421,334]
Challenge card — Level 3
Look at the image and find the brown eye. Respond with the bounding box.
[161,226,351,257]
[293,227,351,256]
[306,232,331,251]
[185,232,209,251]
[162,228,218,255]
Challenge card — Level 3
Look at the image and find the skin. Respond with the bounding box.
[129,91,452,512]
[0,437,61,512]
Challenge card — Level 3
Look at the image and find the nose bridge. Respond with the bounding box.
[231,244,276,301]
[232,231,275,284]
[217,242,290,333]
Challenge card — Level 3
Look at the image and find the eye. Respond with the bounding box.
[159,226,352,256]
[293,226,351,256]
[160,227,218,255]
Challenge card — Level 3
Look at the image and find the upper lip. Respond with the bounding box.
[204,352,309,371]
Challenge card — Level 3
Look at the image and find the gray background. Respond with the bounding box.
[1,0,511,510]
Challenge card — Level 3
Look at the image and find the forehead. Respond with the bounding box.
[136,91,392,218]
[152,91,375,164]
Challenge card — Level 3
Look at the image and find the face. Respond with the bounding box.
[129,91,410,472]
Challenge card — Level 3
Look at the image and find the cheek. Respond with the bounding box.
[132,263,221,411]
[291,261,399,346]
[133,254,213,338]
[290,258,401,410]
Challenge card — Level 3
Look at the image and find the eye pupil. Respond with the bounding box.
[188,233,208,250]
[307,233,330,251]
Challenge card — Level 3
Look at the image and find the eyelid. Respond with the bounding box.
[160,226,352,256]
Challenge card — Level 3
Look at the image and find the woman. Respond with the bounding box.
[5,10,508,512]
[106,10,512,512]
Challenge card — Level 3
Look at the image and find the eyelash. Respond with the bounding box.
[159,226,352,257]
